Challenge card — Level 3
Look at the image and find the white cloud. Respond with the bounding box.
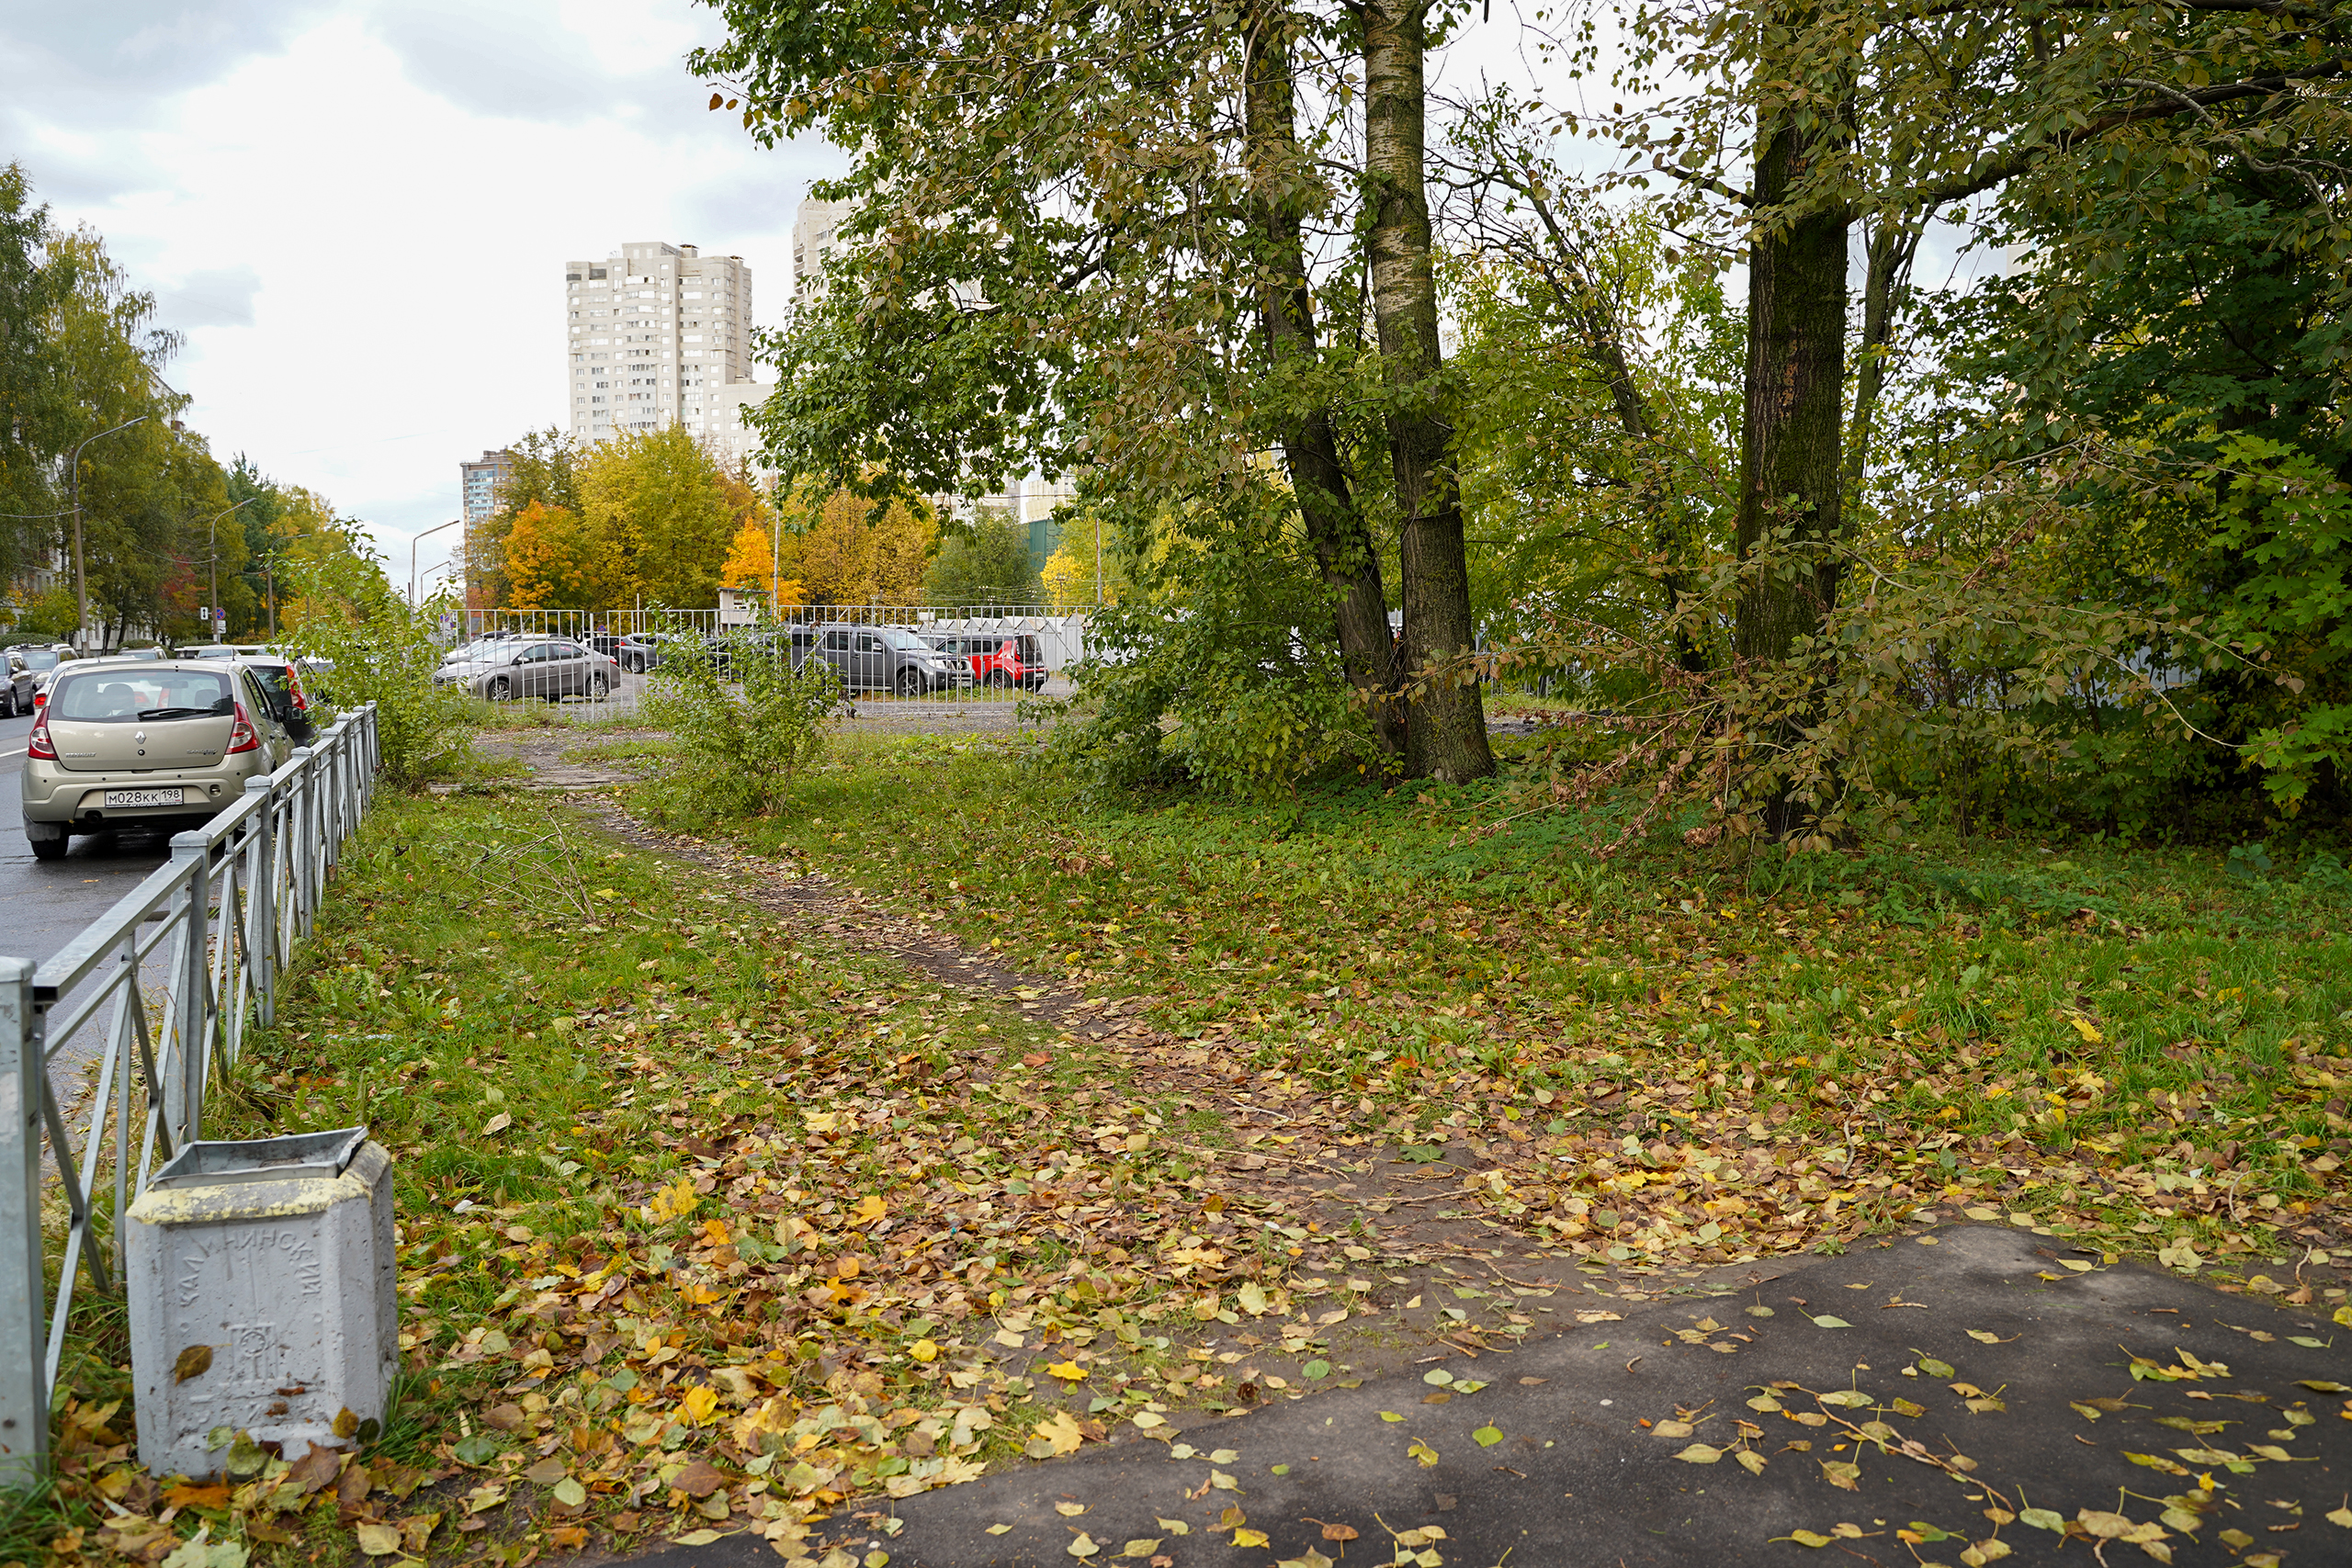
[2,0,842,578]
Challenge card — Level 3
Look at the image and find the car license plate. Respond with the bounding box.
[105,788,185,808]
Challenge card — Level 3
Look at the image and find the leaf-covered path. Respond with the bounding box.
[40,737,2352,1568]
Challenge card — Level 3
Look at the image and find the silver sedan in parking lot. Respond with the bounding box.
[432,637,619,701]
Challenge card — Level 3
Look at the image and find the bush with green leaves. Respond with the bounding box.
[640,629,841,818]
[1048,492,1382,804]
[281,537,473,789]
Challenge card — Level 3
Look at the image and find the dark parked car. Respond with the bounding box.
[232,652,323,743]
[802,623,962,695]
[1,646,68,716]
[587,633,662,672]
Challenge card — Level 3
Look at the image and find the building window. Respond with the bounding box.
[589,267,606,279]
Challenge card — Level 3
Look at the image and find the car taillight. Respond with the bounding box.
[31,690,45,710]
[26,715,55,760]
[288,676,309,711]
[226,702,260,754]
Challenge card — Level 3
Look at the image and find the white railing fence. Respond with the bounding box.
[0,703,380,1485]
[446,604,1091,720]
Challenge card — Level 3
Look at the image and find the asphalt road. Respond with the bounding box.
[626,1226,2352,1568]
[0,708,178,970]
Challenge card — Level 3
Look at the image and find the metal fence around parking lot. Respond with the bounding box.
[0,704,379,1486]
[444,604,1091,720]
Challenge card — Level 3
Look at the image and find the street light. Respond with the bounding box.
[67,415,148,653]
[411,518,463,607]
[198,497,258,643]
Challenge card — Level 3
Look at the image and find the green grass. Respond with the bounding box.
[669,729,2352,1280]
[40,787,1456,1565]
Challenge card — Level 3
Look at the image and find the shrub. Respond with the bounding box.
[640,629,841,818]
[281,539,473,789]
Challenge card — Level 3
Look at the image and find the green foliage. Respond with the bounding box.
[923,513,1040,605]
[1935,177,2352,822]
[640,628,842,818]
[281,531,473,788]
[1053,491,1377,802]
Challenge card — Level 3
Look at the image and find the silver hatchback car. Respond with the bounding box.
[21,660,297,862]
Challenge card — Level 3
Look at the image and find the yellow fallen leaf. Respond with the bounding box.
[2071,1017,2104,1045]
[1233,1529,1270,1549]
[1046,1360,1087,1382]
[679,1385,719,1425]
[1068,1535,1100,1559]
[701,1217,730,1247]
[910,1339,940,1363]
[1055,1502,1087,1517]
[854,1194,888,1225]
[1032,1410,1086,1456]
[354,1524,402,1558]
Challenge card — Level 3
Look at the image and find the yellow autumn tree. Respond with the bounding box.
[775,484,938,606]
[721,519,805,608]
[577,427,738,607]
[503,500,627,609]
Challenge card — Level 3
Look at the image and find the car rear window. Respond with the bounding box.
[51,670,234,722]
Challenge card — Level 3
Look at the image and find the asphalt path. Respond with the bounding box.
[627,1226,2352,1567]
[0,708,178,971]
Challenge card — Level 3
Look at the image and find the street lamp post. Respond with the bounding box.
[67,416,148,653]
[411,518,463,607]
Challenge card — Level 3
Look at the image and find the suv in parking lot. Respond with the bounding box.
[801,623,962,695]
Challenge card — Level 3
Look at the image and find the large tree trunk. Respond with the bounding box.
[1363,0,1494,784]
[1242,6,1402,751]
[1736,107,1849,832]
[1736,119,1849,667]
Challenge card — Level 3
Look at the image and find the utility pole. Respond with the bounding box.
[264,560,276,636]
[199,497,258,643]
[67,416,148,653]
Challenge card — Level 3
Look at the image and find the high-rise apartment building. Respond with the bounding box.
[460,449,515,525]
[792,197,854,304]
[563,241,769,470]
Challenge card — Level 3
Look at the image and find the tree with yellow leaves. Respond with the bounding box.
[775,484,937,607]
[577,426,739,608]
[721,518,804,608]
[503,500,627,610]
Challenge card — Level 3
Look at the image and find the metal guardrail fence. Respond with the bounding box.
[0,703,380,1485]
[442,604,1092,720]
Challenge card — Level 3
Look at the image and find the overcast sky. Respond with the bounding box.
[1,0,843,583]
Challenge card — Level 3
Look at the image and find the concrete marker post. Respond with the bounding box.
[0,959,45,1488]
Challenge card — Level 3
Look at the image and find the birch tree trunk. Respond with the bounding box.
[1363,0,1494,783]
[1243,6,1403,751]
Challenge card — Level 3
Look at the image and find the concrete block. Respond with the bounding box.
[125,1128,396,1480]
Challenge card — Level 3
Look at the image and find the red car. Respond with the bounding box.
[930,632,1050,692]
[971,633,1049,692]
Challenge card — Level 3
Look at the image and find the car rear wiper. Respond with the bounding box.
[137,705,226,720]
